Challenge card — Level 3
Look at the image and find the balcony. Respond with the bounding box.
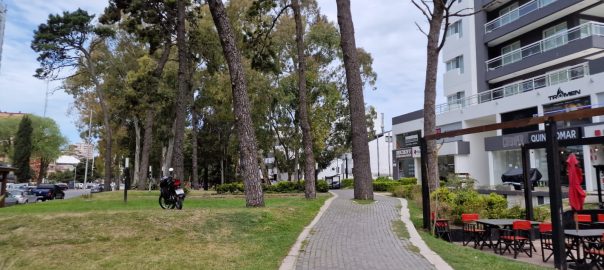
[436,63,589,115]
[484,0,596,46]
[485,22,604,82]
[485,0,558,34]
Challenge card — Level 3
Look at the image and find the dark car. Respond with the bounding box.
[56,183,69,191]
[501,168,542,190]
[32,184,65,201]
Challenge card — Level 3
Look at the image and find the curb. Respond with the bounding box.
[398,198,453,270]
[278,191,338,270]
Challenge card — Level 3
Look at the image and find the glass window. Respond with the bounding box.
[543,96,591,128]
[447,91,465,110]
[446,55,464,73]
[438,155,455,181]
[447,20,462,38]
[501,41,521,65]
[499,2,519,26]
[542,22,568,52]
[493,150,522,185]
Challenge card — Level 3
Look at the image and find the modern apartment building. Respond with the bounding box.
[392,0,604,192]
[0,1,6,73]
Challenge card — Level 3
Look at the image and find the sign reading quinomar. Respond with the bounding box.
[548,88,581,101]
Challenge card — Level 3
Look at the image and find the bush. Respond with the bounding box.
[399,177,417,185]
[375,176,391,181]
[316,180,329,193]
[391,185,420,199]
[216,182,244,194]
[373,180,401,192]
[482,192,508,219]
[270,181,303,193]
[341,179,354,189]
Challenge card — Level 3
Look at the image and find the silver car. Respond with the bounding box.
[7,190,29,204]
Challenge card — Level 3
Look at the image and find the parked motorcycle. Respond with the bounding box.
[159,168,185,210]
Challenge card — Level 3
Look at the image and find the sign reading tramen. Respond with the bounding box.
[548,88,581,101]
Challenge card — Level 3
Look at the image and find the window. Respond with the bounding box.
[501,41,521,65]
[447,20,462,37]
[447,91,465,110]
[542,22,567,52]
[498,2,519,26]
[446,56,464,73]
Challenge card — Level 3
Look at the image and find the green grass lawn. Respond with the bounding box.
[405,199,552,270]
[0,191,328,270]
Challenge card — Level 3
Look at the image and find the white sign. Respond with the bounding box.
[412,146,421,158]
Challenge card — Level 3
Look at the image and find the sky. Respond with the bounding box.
[0,0,444,144]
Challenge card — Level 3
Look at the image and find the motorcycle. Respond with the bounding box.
[159,168,185,210]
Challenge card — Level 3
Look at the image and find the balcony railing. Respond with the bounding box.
[484,0,558,33]
[436,63,589,114]
[486,22,604,71]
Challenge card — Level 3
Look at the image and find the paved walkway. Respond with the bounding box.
[295,190,435,270]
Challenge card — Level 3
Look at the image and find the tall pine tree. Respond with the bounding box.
[13,116,33,182]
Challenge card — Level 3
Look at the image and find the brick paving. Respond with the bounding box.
[295,190,435,270]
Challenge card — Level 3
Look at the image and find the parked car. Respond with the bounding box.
[87,184,102,193]
[4,193,18,206]
[56,183,69,191]
[7,190,28,204]
[32,184,65,201]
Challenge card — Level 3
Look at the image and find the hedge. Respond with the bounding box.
[216,180,329,194]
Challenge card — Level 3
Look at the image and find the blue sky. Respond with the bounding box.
[0,0,443,144]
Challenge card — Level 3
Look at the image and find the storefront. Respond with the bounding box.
[393,130,421,179]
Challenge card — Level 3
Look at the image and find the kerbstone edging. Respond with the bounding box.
[278,191,339,270]
[398,198,454,270]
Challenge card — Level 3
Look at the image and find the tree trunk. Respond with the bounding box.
[208,0,264,207]
[258,150,269,184]
[191,106,199,189]
[132,117,141,188]
[423,2,446,191]
[293,0,316,199]
[100,100,113,191]
[163,119,176,177]
[37,157,48,185]
[138,110,154,189]
[171,0,188,181]
[336,0,373,200]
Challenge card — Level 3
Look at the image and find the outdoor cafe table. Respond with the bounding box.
[475,219,541,251]
[564,229,604,263]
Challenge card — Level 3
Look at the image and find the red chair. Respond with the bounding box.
[539,223,553,262]
[462,213,487,249]
[584,233,604,269]
[577,214,593,229]
[497,220,534,259]
[598,214,604,222]
[431,212,451,241]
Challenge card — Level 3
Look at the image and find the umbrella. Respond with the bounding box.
[567,153,586,230]
[567,153,586,211]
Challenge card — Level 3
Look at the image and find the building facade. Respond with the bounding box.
[392,0,604,191]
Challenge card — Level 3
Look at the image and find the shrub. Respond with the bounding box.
[341,179,354,188]
[503,206,525,219]
[373,180,401,192]
[399,177,417,185]
[375,176,391,181]
[271,181,303,193]
[482,192,508,219]
[215,182,244,194]
[316,180,329,193]
[391,185,420,199]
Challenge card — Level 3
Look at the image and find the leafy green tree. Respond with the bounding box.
[31,9,115,191]
[13,116,33,182]
[29,116,67,183]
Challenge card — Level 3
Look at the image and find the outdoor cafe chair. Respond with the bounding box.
[431,212,451,242]
[461,213,486,248]
[577,214,593,229]
[598,214,604,222]
[539,223,553,262]
[496,220,534,259]
[584,233,604,269]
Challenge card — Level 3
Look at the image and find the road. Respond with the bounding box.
[64,189,91,199]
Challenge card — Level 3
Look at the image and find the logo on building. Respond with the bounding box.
[548,88,581,101]
[396,148,413,158]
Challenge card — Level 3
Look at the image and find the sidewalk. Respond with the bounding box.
[293,190,436,270]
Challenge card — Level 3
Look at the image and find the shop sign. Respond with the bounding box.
[548,88,581,101]
[528,127,581,143]
[502,134,527,148]
[412,146,421,158]
[396,148,412,158]
[584,124,604,138]
[403,130,421,147]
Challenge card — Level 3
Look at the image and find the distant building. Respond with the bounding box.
[74,143,93,160]
[0,1,6,73]
[47,155,81,174]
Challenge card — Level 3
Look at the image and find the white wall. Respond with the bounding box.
[368,131,394,179]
